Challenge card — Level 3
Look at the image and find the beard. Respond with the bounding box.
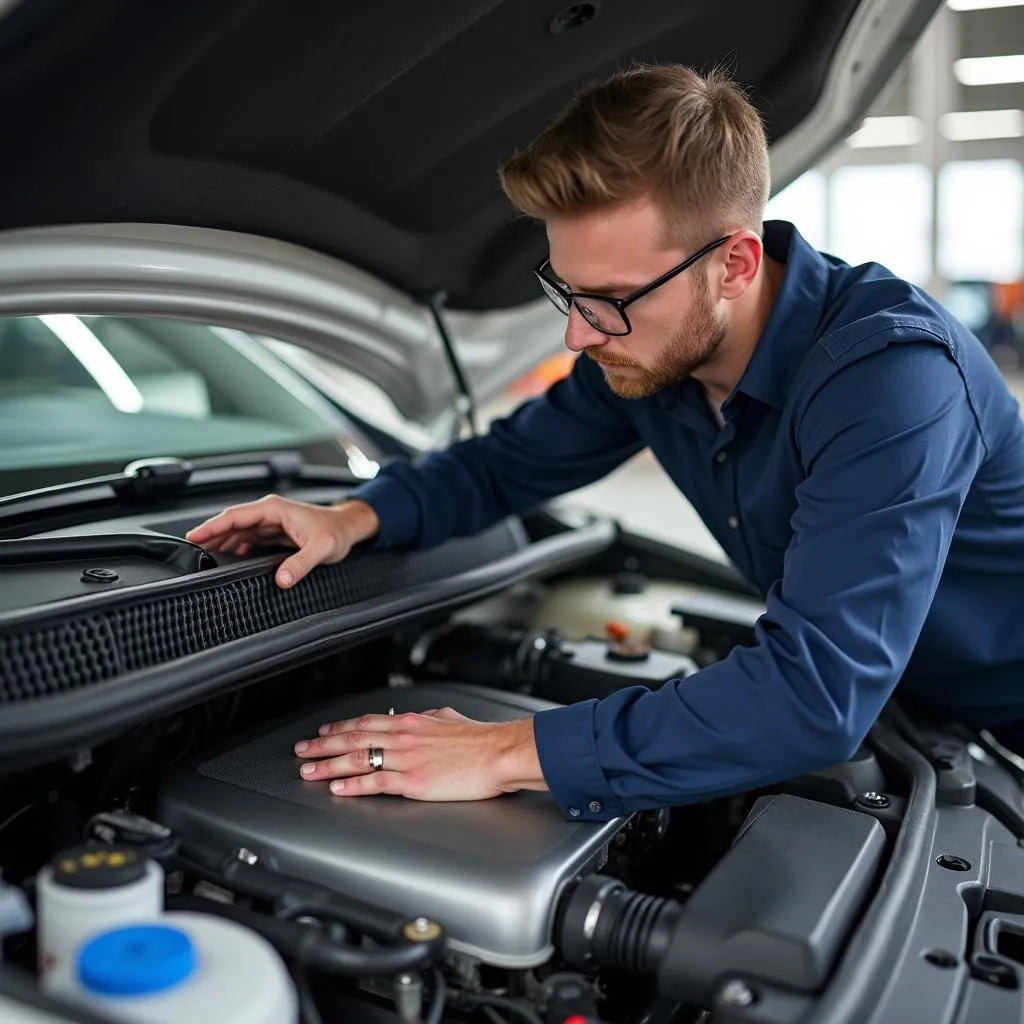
[586,272,726,399]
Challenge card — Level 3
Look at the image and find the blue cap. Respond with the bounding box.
[78,924,196,997]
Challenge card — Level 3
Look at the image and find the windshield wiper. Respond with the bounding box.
[0,452,359,526]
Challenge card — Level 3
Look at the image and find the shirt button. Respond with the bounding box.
[589,801,602,813]
[715,451,728,464]
[568,807,581,818]
[728,516,739,529]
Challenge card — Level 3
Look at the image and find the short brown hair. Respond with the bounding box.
[499,63,770,248]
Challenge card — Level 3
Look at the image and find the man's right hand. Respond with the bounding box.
[185,496,381,589]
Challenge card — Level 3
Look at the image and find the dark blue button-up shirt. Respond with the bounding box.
[352,221,1024,821]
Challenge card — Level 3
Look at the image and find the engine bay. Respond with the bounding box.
[0,502,765,1024]
[3,503,1024,1024]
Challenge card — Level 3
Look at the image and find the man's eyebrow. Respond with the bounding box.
[547,263,644,295]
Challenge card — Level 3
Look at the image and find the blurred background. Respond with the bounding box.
[768,0,1024,369]
[490,0,1024,562]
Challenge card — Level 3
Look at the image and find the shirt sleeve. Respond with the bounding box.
[533,338,988,820]
[349,354,644,549]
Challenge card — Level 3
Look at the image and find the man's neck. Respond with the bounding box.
[693,254,786,406]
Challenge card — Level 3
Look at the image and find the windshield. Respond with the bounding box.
[0,314,380,496]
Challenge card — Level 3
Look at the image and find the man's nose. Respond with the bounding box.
[564,306,607,353]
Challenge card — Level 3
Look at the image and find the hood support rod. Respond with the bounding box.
[429,290,477,439]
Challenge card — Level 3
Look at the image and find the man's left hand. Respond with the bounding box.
[293,707,548,801]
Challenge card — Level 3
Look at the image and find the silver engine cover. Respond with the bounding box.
[158,682,630,968]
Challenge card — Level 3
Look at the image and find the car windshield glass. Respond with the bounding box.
[0,314,370,496]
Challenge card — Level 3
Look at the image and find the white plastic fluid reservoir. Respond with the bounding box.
[527,575,700,654]
[37,845,164,986]
[48,911,298,1024]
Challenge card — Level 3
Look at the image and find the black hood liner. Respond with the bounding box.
[0,0,858,310]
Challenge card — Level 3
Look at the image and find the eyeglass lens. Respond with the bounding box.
[538,277,628,334]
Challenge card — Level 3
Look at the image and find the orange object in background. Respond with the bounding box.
[507,351,577,397]
[604,621,631,641]
[993,281,1024,320]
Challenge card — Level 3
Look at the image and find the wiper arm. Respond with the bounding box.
[0,452,358,525]
[118,455,194,498]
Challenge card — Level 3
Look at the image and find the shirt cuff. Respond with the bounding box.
[348,464,421,548]
[532,702,628,822]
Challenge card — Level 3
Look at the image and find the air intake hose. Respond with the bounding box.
[557,875,683,976]
[407,622,563,691]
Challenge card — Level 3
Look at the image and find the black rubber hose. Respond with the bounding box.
[557,875,684,976]
[598,888,682,974]
[453,991,544,1024]
[424,970,448,1024]
[173,845,418,942]
[167,895,440,977]
[409,622,560,692]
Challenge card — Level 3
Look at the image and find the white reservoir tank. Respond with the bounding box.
[46,911,298,1024]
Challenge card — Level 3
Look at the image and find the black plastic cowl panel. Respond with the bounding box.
[0,519,530,704]
[0,515,615,772]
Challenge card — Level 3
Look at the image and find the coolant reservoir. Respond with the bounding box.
[526,572,701,655]
[46,912,298,1024]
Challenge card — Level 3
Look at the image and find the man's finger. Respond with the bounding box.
[295,728,403,758]
[276,531,338,588]
[187,500,283,543]
[220,527,290,557]
[203,529,255,555]
[299,748,410,780]
[329,771,402,797]
[257,523,290,539]
[316,712,415,737]
[422,707,466,722]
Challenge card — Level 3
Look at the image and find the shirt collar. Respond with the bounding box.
[726,220,830,411]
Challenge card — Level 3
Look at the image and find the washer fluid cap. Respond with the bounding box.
[78,924,196,996]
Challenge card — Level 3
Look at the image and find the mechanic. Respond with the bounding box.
[186,64,1024,821]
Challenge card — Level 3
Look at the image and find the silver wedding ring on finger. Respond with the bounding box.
[388,707,395,715]
[369,747,384,771]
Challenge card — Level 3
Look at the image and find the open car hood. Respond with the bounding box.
[0,0,942,419]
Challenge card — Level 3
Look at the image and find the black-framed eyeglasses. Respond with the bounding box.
[534,234,731,336]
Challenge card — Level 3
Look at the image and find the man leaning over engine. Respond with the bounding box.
[187,64,1024,821]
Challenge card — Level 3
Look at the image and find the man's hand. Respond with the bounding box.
[185,496,380,588]
[293,708,548,801]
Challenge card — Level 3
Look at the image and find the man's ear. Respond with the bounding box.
[718,231,763,300]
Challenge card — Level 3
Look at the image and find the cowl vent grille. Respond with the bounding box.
[0,522,525,704]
